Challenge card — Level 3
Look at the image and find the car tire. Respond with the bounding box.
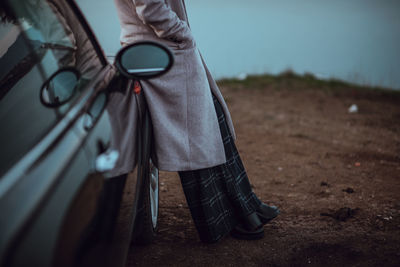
[132,107,159,245]
[134,159,159,245]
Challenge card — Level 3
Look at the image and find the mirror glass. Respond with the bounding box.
[41,69,79,107]
[117,42,173,79]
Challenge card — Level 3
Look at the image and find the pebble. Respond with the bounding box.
[343,187,355,193]
[320,181,330,187]
[237,72,248,80]
[348,104,358,113]
[177,232,186,239]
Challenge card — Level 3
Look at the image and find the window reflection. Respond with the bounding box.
[0,0,103,176]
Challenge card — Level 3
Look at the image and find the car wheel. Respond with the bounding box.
[132,107,159,245]
[134,158,159,245]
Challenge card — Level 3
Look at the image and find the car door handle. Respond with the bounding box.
[95,140,119,172]
[95,149,119,172]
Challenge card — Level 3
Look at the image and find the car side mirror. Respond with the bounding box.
[115,41,174,79]
[40,68,79,107]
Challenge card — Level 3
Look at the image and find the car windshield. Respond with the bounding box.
[0,0,103,176]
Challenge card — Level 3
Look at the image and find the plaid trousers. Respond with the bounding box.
[178,95,262,243]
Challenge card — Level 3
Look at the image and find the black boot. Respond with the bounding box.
[230,204,280,240]
[231,212,264,240]
[257,203,280,225]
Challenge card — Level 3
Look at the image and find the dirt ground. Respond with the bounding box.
[126,75,400,266]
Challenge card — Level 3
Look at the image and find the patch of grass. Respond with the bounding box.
[217,70,400,98]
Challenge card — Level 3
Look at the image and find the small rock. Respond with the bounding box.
[177,232,185,239]
[320,181,330,187]
[237,72,247,81]
[278,167,283,171]
[320,207,359,221]
[348,104,358,113]
[343,187,355,193]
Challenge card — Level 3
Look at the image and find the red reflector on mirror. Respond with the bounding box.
[133,81,141,94]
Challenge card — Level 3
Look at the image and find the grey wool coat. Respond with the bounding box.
[111,0,236,172]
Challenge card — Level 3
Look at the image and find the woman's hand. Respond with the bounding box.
[133,0,195,49]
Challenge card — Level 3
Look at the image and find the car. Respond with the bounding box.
[0,0,173,266]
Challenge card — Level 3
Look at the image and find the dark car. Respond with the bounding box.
[0,0,173,266]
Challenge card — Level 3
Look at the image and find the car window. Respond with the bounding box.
[0,0,103,176]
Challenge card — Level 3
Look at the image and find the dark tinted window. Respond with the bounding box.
[0,0,103,176]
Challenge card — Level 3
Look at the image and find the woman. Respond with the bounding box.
[113,0,279,243]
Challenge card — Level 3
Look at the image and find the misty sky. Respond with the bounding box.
[77,0,400,89]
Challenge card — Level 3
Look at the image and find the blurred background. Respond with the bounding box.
[77,0,400,89]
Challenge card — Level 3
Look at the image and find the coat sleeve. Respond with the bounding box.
[132,0,194,45]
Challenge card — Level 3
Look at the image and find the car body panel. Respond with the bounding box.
[0,0,161,266]
[0,65,116,265]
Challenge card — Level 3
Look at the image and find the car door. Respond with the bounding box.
[0,1,122,266]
